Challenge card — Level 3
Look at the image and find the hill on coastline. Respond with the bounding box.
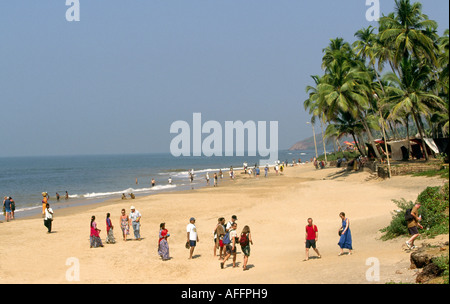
[289,133,353,151]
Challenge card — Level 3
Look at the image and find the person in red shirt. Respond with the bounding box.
[304,218,321,261]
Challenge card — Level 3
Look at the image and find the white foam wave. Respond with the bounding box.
[77,185,177,199]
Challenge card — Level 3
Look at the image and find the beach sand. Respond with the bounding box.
[0,164,447,284]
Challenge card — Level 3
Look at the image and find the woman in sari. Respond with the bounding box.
[120,209,130,241]
[158,223,170,261]
[105,213,116,244]
[90,216,104,248]
[338,212,352,256]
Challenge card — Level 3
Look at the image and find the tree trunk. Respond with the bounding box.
[405,116,411,160]
[361,117,382,160]
[412,110,429,161]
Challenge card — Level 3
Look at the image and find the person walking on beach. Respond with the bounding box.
[65,191,69,200]
[226,215,238,232]
[120,209,130,241]
[44,203,54,233]
[304,218,321,261]
[41,192,48,218]
[9,197,15,220]
[105,213,116,244]
[406,203,423,250]
[221,222,238,269]
[158,223,170,261]
[338,212,352,256]
[205,172,210,186]
[239,225,253,271]
[130,206,142,241]
[264,165,269,177]
[214,217,226,259]
[151,178,156,187]
[186,217,199,259]
[213,173,218,187]
[3,197,12,222]
[90,216,104,248]
[56,192,60,201]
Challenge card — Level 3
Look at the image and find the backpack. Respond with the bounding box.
[405,208,414,221]
[239,233,249,246]
[222,231,231,245]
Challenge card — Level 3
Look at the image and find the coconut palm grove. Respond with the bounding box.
[303,0,449,165]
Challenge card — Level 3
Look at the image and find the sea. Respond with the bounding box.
[0,149,315,219]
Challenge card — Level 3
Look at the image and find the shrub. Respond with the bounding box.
[381,183,449,240]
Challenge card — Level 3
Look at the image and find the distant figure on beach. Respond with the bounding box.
[56,192,60,201]
[189,172,194,183]
[136,178,138,185]
[186,217,199,259]
[229,167,234,180]
[304,218,321,261]
[406,203,423,250]
[105,213,116,244]
[9,197,15,220]
[221,222,238,269]
[214,217,226,259]
[213,173,218,187]
[3,196,12,222]
[205,172,210,186]
[264,165,269,177]
[219,169,223,179]
[120,209,130,241]
[338,212,352,256]
[158,223,170,261]
[129,206,142,241]
[122,193,127,200]
[151,178,156,187]
[44,203,53,233]
[275,164,279,175]
[239,225,253,271]
[41,192,48,218]
[168,177,172,185]
[129,193,135,199]
[255,167,260,178]
[90,216,104,248]
[65,191,69,200]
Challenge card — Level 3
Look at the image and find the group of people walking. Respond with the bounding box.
[213,215,253,271]
[90,206,142,248]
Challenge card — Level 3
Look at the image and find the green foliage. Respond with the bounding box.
[432,254,449,284]
[412,166,449,179]
[381,183,449,240]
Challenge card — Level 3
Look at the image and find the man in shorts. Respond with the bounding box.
[304,218,321,261]
[406,203,423,249]
[221,222,238,269]
[187,217,199,259]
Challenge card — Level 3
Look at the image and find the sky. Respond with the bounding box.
[0,0,448,157]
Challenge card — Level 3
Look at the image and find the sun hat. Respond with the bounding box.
[190,217,195,221]
[130,206,135,210]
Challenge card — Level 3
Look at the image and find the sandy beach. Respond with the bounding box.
[0,163,447,284]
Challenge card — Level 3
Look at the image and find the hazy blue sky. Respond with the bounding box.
[0,0,448,157]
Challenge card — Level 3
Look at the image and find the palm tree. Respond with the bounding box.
[379,0,439,71]
[317,54,383,160]
[383,57,446,160]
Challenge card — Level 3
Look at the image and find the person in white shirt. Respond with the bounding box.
[44,203,54,233]
[129,206,142,240]
[226,215,238,232]
[186,217,199,259]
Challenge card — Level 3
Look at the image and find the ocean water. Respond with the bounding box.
[0,150,315,218]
